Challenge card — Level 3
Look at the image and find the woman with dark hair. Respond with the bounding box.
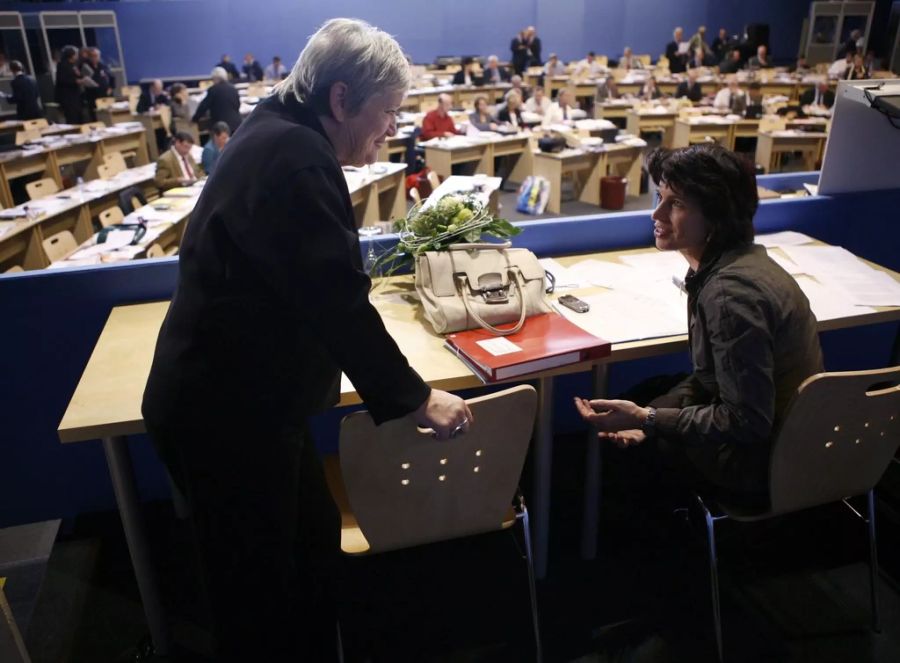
[468,95,497,131]
[55,45,86,123]
[575,143,823,504]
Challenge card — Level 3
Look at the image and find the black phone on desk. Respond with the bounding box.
[558,295,590,313]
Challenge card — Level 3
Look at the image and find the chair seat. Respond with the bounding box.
[323,455,516,556]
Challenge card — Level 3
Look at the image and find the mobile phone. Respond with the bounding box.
[558,294,590,313]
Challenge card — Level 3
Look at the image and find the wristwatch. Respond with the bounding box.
[641,407,657,437]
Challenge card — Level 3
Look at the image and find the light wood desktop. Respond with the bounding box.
[424,133,533,180]
[344,162,408,228]
[755,131,828,174]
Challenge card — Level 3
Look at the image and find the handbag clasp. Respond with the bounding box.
[477,272,509,304]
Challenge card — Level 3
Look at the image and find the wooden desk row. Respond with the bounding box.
[344,162,408,228]
[0,164,158,271]
[0,125,150,209]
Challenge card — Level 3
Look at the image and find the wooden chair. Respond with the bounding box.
[157,104,173,137]
[98,206,125,228]
[41,230,78,262]
[120,85,141,98]
[22,118,48,131]
[164,246,179,257]
[94,96,116,111]
[146,243,165,258]
[4,265,24,273]
[80,121,107,133]
[636,54,652,67]
[325,384,542,660]
[15,130,40,145]
[198,80,213,91]
[173,118,200,144]
[426,170,441,192]
[408,186,421,205]
[759,115,787,133]
[97,164,115,180]
[102,151,128,175]
[694,366,900,662]
[26,178,59,201]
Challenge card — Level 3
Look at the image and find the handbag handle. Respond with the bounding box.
[447,241,513,251]
[456,269,527,336]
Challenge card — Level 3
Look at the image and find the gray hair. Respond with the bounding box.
[278,18,410,116]
[211,66,228,82]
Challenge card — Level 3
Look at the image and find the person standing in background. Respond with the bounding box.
[510,29,529,75]
[4,60,43,120]
[55,45,86,124]
[523,25,542,67]
[192,66,242,134]
[666,27,688,74]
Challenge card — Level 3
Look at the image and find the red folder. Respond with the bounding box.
[444,312,611,382]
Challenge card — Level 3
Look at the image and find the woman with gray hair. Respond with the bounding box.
[143,18,470,661]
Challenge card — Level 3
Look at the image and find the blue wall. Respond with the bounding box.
[2,176,899,530]
[7,0,813,82]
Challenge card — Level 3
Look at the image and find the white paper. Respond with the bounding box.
[553,290,688,344]
[794,276,876,321]
[781,245,900,307]
[538,258,585,289]
[476,337,522,356]
[755,231,815,248]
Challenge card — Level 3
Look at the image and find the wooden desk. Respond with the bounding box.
[0,126,149,208]
[423,134,532,180]
[0,164,158,271]
[670,118,734,149]
[755,131,827,174]
[376,133,411,163]
[57,240,900,657]
[625,110,677,145]
[344,163,408,227]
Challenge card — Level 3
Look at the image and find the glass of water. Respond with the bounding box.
[358,224,383,277]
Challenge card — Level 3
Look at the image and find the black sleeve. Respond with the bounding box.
[224,165,431,424]
[192,91,210,122]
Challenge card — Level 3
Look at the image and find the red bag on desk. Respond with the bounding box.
[405,168,434,200]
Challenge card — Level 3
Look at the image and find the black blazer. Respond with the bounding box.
[136,90,170,114]
[665,41,686,73]
[242,60,264,82]
[192,80,242,133]
[496,106,522,126]
[143,94,430,434]
[9,74,43,120]
[482,67,510,85]
[452,70,479,86]
[676,81,703,103]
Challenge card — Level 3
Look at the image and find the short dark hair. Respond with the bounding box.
[10,60,23,74]
[61,45,79,62]
[647,144,757,254]
[587,51,595,57]
[211,121,231,137]
[173,131,195,144]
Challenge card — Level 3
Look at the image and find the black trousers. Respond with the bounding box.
[148,420,341,662]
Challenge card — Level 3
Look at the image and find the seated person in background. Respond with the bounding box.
[688,46,713,70]
[496,91,524,130]
[505,75,529,102]
[201,121,231,176]
[618,46,643,71]
[746,44,770,70]
[215,54,239,81]
[718,48,742,74]
[420,93,460,139]
[675,69,703,102]
[543,53,566,77]
[192,67,242,134]
[744,81,764,118]
[168,83,191,122]
[576,143,823,507]
[799,79,835,109]
[452,57,480,86]
[595,75,620,102]
[543,87,577,126]
[837,29,862,59]
[665,26,688,74]
[242,53,264,82]
[789,56,810,74]
[137,79,169,113]
[828,51,853,78]
[524,84,550,115]
[264,55,288,81]
[154,131,204,191]
[639,76,662,101]
[3,60,43,120]
[713,76,747,114]
[468,95,497,131]
[845,53,869,80]
[482,55,510,84]
[574,51,605,78]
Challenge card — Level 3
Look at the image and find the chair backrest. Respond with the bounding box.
[636,54,652,67]
[173,117,200,144]
[98,206,124,227]
[769,366,900,515]
[94,96,116,110]
[426,170,441,191]
[759,115,787,133]
[102,151,128,175]
[409,186,421,204]
[146,243,165,258]
[22,118,48,131]
[26,177,59,201]
[339,384,537,553]
[41,230,78,262]
[118,186,147,215]
[4,265,24,273]
[199,79,213,90]
[80,121,106,133]
[157,104,172,137]
[97,164,115,180]
[15,130,40,145]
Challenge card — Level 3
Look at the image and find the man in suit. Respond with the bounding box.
[136,79,169,114]
[192,67,242,134]
[142,18,469,660]
[713,76,747,115]
[718,48,742,74]
[482,55,510,85]
[452,57,480,86]
[215,54,239,80]
[799,80,835,109]
[711,27,730,61]
[242,53,264,82]
[510,29,528,75]
[4,60,43,120]
[523,25,542,67]
[747,44,771,70]
[665,26,688,74]
[154,130,203,191]
[82,47,115,119]
[675,69,703,103]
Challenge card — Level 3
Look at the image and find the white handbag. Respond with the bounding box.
[414,242,552,335]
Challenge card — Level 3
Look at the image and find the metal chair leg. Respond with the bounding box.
[866,489,882,633]
[518,503,544,663]
[695,495,724,663]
